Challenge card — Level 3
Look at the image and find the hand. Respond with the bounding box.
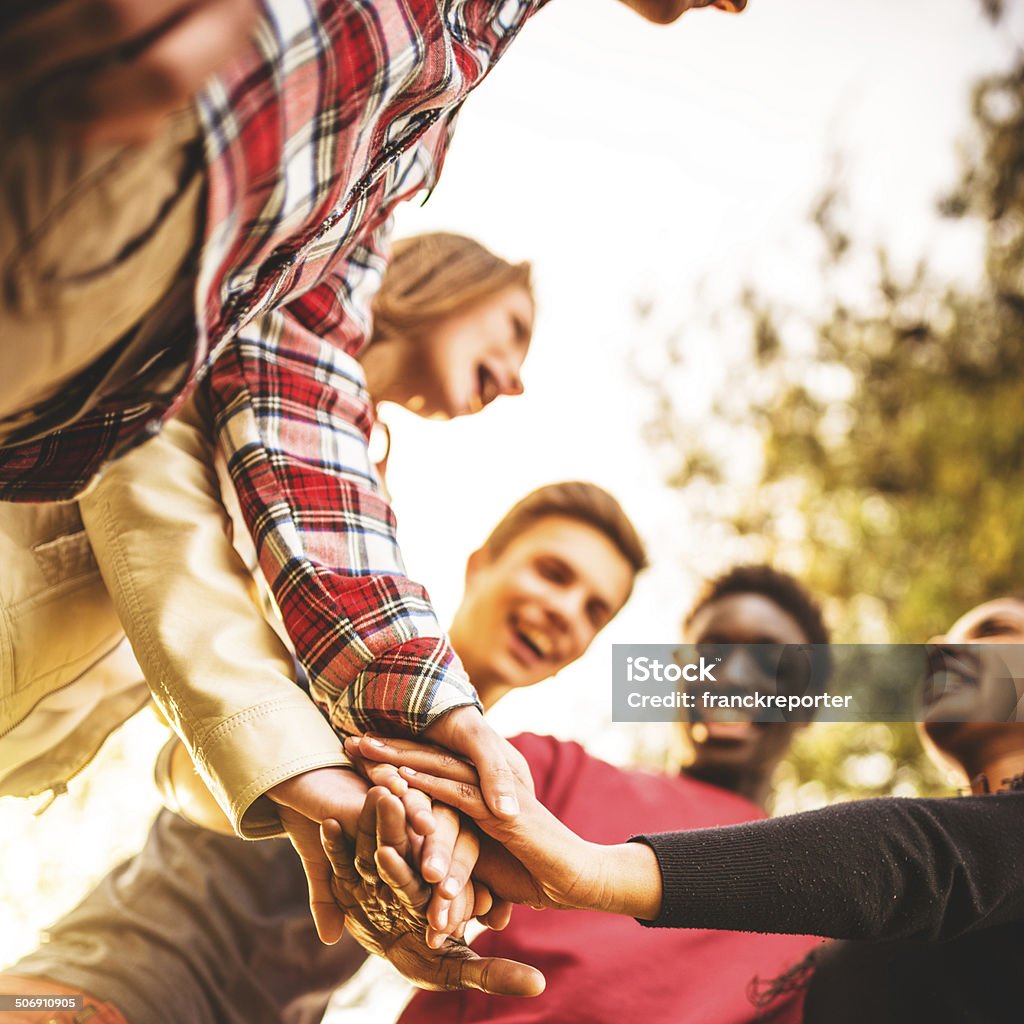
[0,0,259,143]
[323,792,545,997]
[347,747,513,939]
[268,766,377,944]
[422,706,534,820]
[351,736,664,919]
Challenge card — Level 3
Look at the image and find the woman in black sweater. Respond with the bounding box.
[356,596,1024,1023]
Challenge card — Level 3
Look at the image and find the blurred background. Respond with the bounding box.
[2,0,1022,1017]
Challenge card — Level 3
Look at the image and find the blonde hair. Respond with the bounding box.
[371,232,533,343]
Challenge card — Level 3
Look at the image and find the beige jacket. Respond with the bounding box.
[0,400,349,837]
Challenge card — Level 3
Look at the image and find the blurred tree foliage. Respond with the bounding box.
[643,52,1024,803]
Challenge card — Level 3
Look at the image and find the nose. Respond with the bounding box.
[503,371,524,397]
[544,587,589,654]
[716,0,747,11]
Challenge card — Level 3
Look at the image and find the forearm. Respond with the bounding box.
[79,397,349,837]
[207,311,480,740]
[633,793,1024,941]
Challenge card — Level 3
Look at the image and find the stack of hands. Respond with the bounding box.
[269,716,663,1000]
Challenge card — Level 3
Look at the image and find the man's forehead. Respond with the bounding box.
[501,514,634,598]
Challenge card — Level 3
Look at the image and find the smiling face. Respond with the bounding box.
[404,283,533,420]
[449,515,635,707]
[682,593,808,781]
[921,598,1024,766]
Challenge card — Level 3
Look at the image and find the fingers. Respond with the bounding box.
[353,787,387,885]
[478,896,514,932]
[355,756,437,839]
[425,821,480,940]
[360,758,408,794]
[424,708,521,819]
[420,803,460,884]
[399,766,489,820]
[376,844,430,915]
[440,821,480,901]
[376,789,411,858]
[347,736,479,786]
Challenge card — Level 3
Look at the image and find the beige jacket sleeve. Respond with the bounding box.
[79,397,351,838]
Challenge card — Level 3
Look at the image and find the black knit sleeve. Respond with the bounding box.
[630,791,1024,942]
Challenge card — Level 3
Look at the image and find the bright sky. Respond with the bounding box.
[384,0,1021,754]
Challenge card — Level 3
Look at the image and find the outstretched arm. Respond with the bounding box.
[353,737,1024,944]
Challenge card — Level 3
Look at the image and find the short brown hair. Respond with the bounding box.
[684,564,833,687]
[371,232,533,343]
[482,482,647,578]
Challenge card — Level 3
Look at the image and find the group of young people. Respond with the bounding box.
[0,0,1019,1022]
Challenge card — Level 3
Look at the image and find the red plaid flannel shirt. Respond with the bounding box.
[0,0,546,737]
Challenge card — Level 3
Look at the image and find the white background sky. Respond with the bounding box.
[3,0,1021,984]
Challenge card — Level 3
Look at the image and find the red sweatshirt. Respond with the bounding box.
[400,733,820,1024]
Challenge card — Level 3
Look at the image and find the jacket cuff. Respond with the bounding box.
[328,635,482,738]
[200,692,352,838]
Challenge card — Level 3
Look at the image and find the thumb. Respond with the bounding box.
[451,953,546,998]
[280,809,346,944]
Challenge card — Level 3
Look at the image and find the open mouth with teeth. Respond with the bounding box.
[921,647,980,709]
[510,620,555,664]
[471,364,499,412]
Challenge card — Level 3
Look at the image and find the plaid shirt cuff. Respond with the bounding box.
[327,635,482,738]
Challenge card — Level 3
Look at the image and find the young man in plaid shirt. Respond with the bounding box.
[0,0,747,947]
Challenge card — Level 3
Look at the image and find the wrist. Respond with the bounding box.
[596,842,663,920]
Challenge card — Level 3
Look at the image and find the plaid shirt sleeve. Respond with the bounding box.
[204,225,482,740]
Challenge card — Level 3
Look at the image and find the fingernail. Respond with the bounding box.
[364,736,385,748]
[440,877,460,898]
[496,795,519,816]
[424,857,444,879]
[399,766,417,777]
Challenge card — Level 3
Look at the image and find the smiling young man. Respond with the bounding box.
[382,565,827,1024]
[0,482,644,1024]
